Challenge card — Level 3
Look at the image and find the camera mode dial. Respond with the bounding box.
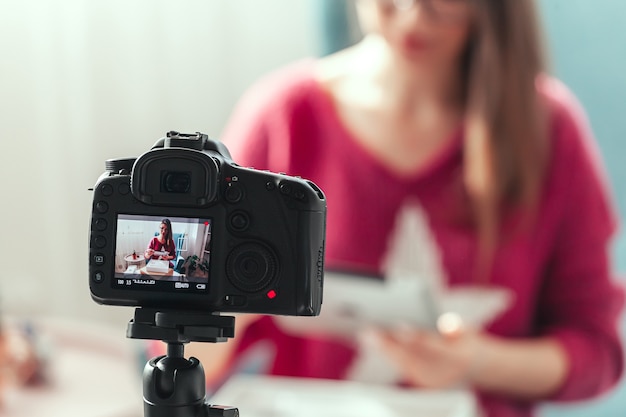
[105,158,136,175]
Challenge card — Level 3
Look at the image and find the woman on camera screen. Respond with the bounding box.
[144,218,177,267]
[199,1,625,416]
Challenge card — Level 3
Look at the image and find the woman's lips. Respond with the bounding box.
[401,35,431,53]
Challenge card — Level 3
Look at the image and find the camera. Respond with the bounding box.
[89,131,326,316]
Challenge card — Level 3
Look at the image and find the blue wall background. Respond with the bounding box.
[538,0,626,416]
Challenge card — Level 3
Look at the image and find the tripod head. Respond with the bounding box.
[127,308,240,417]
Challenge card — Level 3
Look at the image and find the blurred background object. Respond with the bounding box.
[0,0,318,325]
[0,316,141,417]
[0,1,318,415]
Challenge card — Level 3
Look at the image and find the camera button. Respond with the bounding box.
[95,201,109,214]
[93,271,105,283]
[94,235,107,248]
[230,212,250,232]
[224,295,246,306]
[118,183,130,195]
[93,254,106,266]
[225,184,243,203]
[100,184,113,196]
[94,218,108,231]
[265,181,276,191]
[279,182,292,195]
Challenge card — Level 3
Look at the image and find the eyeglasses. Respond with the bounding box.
[377,0,472,22]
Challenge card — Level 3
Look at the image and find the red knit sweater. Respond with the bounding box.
[220,60,624,417]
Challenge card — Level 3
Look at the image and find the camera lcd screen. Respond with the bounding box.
[113,214,212,293]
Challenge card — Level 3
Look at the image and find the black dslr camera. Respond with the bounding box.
[89,131,326,316]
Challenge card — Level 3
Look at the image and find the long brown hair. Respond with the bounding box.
[463,0,549,277]
[352,0,550,277]
[160,218,174,246]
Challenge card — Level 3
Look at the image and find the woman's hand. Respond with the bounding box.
[373,319,483,389]
[371,314,568,398]
[145,248,154,259]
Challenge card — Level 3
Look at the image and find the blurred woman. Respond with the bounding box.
[201,1,624,416]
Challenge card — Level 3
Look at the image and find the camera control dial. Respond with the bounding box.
[226,243,278,293]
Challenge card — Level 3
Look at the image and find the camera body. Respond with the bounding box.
[89,132,326,316]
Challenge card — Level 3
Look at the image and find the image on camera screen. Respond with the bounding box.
[113,214,212,293]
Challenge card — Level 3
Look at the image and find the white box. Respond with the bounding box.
[145,259,169,274]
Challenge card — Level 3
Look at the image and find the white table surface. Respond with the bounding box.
[211,375,478,417]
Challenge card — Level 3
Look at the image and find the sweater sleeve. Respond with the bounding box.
[220,59,316,172]
[220,80,272,169]
[537,80,625,401]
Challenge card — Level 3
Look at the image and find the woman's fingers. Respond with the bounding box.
[366,314,482,389]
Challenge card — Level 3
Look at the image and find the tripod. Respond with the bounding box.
[127,308,240,417]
